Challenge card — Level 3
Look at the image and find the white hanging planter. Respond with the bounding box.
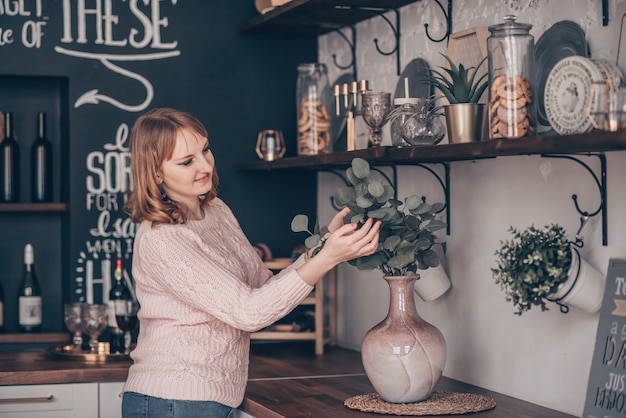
[414,262,451,301]
[549,246,605,314]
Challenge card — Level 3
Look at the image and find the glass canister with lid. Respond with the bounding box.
[390,97,420,147]
[296,63,332,155]
[487,15,536,139]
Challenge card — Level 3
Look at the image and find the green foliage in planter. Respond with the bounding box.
[386,96,444,129]
[423,53,489,104]
[292,158,447,276]
[492,224,573,315]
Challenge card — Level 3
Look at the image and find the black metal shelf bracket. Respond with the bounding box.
[323,169,351,212]
[401,162,450,235]
[541,153,607,246]
[331,25,357,80]
[425,0,453,43]
[330,7,402,77]
[371,9,401,76]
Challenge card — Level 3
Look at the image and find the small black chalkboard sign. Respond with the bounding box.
[584,258,626,417]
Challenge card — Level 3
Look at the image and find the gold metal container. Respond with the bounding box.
[444,103,486,143]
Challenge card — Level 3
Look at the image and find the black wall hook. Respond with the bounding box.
[542,153,607,246]
[424,0,453,43]
[372,9,401,75]
[331,26,357,81]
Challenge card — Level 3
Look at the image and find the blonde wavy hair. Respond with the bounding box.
[124,108,219,225]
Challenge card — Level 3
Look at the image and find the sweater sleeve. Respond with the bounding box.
[135,226,313,332]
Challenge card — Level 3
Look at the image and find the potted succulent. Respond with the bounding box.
[291,157,448,403]
[423,53,489,143]
[492,224,605,316]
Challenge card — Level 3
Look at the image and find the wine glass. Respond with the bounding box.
[114,300,140,354]
[81,304,109,352]
[64,302,85,351]
[361,91,392,146]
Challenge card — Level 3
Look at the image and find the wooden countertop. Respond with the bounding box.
[0,349,131,385]
[0,342,576,417]
[244,342,576,418]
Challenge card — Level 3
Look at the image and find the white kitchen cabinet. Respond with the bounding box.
[0,382,125,418]
[0,383,98,418]
[99,382,124,418]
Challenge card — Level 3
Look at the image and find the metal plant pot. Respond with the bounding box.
[444,103,486,143]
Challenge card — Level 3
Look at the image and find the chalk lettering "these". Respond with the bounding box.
[61,0,178,49]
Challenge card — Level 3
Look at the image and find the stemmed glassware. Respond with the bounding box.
[361,91,392,146]
[81,304,109,352]
[115,300,140,354]
[64,302,85,351]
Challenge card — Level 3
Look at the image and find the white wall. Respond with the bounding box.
[316,1,626,415]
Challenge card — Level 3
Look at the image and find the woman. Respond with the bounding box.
[121,108,380,418]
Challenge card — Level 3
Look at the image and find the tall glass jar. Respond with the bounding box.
[487,15,536,139]
[296,63,332,155]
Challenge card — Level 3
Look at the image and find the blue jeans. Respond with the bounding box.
[122,392,235,418]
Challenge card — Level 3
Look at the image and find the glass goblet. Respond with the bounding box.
[64,302,85,351]
[114,300,140,354]
[361,91,392,146]
[81,304,109,352]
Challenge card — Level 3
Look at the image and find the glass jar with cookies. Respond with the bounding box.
[487,15,536,139]
[296,63,332,155]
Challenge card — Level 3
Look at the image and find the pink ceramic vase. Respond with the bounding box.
[361,275,447,403]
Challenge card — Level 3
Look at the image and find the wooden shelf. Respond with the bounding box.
[236,130,626,171]
[263,257,292,270]
[0,332,69,344]
[240,0,420,35]
[0,203,67,212]
[256,263,337,354]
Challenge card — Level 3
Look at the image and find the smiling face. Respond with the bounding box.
[158,128,215,216]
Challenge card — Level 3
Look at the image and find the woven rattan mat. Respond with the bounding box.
[344,391,496,416]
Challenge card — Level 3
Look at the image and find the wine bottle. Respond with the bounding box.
[0,111,20,203]
[31,112,53,202]
[18,244,42,332]
[0,279,5,333]
[109,258,131,353]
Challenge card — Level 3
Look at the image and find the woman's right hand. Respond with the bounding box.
[320,217,380,265]
[327,207,351,234]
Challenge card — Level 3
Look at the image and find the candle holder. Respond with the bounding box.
[256,130,285,161]
[333,80,369,151]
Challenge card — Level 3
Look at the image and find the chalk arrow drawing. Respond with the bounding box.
[55,46,181,112]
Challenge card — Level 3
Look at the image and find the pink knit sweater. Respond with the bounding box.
[123,198,312,407]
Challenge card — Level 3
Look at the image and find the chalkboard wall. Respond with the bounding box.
[0,2,317,332]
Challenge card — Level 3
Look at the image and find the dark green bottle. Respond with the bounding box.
[31,112,53,202]
[0,112,20,203]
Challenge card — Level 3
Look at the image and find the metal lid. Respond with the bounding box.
[488,15,532,36]
[393,97,420,105]
[297,62,328,74]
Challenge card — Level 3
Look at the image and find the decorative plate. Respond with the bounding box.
[535,20,589,127]
[544,56,600,135]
